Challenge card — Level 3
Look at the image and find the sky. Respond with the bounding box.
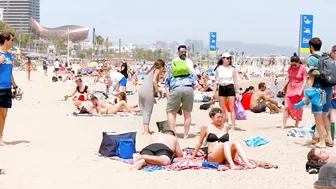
[41,0,335,49]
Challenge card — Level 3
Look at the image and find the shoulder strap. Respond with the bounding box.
[310,54,321,59]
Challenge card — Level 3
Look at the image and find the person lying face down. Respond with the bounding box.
[191,107,256,170]
[130,130,184,170]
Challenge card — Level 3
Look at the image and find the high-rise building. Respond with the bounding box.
[193,40,203,55]
[0,0,40,35]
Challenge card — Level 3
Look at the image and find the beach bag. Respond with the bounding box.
[311,53,336,86]
[172,59,190,77]
[52,76,58,82]
[98,131,137,157]
[235,99,247,120]
[116,138,135,159]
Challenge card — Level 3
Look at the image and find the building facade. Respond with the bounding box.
[0,0,40,34]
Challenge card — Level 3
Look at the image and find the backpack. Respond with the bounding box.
[171,59,190,77]
[311,53,336,86]
[43,60,47,67]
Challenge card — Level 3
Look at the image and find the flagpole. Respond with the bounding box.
[67,26,70,64]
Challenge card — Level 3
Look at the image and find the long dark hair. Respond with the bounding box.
[290,52,302,64]
[120,62,128,78]
[242,86,254,95]
[147,59,165,74]
[214,56,233,71]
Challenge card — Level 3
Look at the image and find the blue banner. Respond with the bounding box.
[300,15,313,53]
[209,32,217,55]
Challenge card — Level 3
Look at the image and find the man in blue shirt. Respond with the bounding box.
[165,45,196,139]
[0,31,18,146]
[307,37,333,148]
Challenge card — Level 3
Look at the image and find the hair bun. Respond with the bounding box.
[293,52,298,56]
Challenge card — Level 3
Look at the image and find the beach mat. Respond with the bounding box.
[72,112,117,117]
[110,148,278,171]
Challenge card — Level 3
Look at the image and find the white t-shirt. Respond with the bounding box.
[216,66,234,84]
[54,61,60,69]
[172,57,194,74]
[109,71,124,82]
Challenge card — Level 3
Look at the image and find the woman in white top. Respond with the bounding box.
[107,70,127,93]
[212,53,240,130]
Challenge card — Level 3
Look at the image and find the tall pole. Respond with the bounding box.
[67,26,70,64]
[118,38,121,57]
[92,28,96,59]
[298,15,302,57]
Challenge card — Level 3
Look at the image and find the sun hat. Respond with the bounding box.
[314,163,336,188]
[221,52,231,58]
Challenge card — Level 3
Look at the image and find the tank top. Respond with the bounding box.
[216,66,234,84]
[139,70,155,95]
[0,52,13,90]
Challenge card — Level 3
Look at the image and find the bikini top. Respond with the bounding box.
[76,85,88,94]
[206,133,229,143]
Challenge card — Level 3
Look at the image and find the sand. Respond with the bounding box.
[0,70,327,189]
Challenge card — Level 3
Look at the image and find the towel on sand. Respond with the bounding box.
[109,148,278,171]
[244,136,270,148]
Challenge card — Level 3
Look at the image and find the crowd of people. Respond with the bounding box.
[1,30,336,188]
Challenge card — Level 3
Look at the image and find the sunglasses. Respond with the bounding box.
[222,57,231,59]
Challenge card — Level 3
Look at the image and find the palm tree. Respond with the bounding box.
[56,39,67,54]
[95,35,104,57]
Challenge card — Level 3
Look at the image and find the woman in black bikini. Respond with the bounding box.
[65,78,91,107]
[192,107,255,169]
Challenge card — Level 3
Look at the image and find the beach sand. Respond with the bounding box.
[0,71,326,189]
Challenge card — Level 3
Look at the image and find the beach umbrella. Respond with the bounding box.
[295,88,326,109]
[88,62,98,68]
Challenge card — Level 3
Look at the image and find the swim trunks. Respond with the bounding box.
[250,101,267,113]
[140,143,174,160]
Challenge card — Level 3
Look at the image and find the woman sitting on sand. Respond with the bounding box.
[308,148,336,163]
[65,78,92,106]
[114,92,141,113]
[191,107,255,169]
[198,72,215,92]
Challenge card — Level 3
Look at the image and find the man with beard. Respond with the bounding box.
[165,45,196,139]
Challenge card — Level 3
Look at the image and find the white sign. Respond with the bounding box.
[0,8,3,21]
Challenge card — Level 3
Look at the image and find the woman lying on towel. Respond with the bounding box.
[308,148,336,163]
[191,107,255,169]
[84,95,137,115]
[114,92,141,113]
[64,78,92,107]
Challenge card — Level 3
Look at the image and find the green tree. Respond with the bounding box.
[56,39,66,54]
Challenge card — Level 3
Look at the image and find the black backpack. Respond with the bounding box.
[311,53,336,86]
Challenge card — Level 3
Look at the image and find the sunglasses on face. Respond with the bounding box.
[222,57,231,60]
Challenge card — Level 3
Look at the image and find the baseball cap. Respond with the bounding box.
[221,52,231,58]
[314,163,336,188]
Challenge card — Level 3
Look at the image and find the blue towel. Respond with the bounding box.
[244,136,270,148]
[142,166,165,172]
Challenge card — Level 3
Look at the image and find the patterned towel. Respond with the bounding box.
[110,148,278,171]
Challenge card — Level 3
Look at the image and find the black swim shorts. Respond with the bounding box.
[0,89,12,108]
[250,101,267,113]
[218,84,235,97]
[140,143,174,160]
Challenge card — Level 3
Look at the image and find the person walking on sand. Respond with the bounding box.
[165,45,196,139]
[138,59,165,135]
[25,58,32,81]
[282,53,307,128]
[0,31,19,146]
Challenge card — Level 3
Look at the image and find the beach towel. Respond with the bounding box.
[194,94,211,102]
[244,136,270,148]
[72,112,117,117]
[110,148,278,171]
[287,127,314,139]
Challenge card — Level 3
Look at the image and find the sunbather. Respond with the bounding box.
[250,82,280,113]
[191,107,255,169]
[87,95,136,115]
[308,148,336,163]
[130,130,183,170]
[114,92,141,113]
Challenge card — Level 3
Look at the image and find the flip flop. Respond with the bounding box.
[326,142,334,147]
[314,143,326,148]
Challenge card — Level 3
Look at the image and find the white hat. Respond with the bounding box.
[221,52,231,58]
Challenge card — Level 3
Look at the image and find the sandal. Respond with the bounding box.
[314,143,326,148]
[326,142,334,147]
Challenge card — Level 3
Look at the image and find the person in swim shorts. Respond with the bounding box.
[86,95,136,115]
[130,130,183,170]
[250,82,280,113]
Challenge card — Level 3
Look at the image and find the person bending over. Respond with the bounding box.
[250,82,280,113]
[131,130,183,170]
[192,107,255,169]
[87,95,136,115]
